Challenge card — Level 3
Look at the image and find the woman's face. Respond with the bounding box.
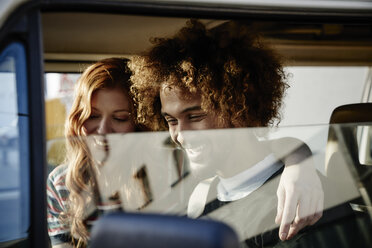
[83,87,136,135]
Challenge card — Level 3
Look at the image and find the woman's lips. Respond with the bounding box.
[93,136,109,150]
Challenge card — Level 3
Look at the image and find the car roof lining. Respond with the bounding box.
[42,12,372,72]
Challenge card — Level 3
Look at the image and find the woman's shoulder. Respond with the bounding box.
[48,164,68,185]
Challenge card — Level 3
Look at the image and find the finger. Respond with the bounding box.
[286,195,310,240]
[296,193,311,225]
[310,191,324,225]
[275,186,285,224]
[306,190,320,225]
[287,219,307,240]
[279,192,297,241]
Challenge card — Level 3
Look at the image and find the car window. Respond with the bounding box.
[44,66,370,175]
[271,66,370,174]
[0,42,30,246]
[282,66,369,126]
[83,124,371,246]
[45,73,78,171]
[42,13,372,247]
[44,70,372,247]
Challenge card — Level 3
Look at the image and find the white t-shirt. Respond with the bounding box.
[217,154,283,201]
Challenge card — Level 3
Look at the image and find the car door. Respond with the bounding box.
[0,0,47,247]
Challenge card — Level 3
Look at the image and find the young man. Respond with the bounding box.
[129,20,323,244]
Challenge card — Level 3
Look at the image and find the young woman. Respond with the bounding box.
[47,58,140,248]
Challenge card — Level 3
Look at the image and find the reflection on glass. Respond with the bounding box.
[80,124,372,246]
[357,126,372,166]
[162,136,190,187]
[170,148,190,187]
[135,166,153,210]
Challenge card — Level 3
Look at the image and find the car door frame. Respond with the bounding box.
[0,0,47,247]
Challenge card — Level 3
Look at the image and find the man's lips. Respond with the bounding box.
[185,145,205,162]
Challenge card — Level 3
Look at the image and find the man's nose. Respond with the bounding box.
[97,118,111,135]
[175,129,185,146]
[174,121,190,146]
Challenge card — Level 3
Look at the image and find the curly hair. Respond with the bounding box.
[129,20,288,131]
[63,58,136,246]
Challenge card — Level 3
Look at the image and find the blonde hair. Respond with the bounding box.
[63,58,134,246]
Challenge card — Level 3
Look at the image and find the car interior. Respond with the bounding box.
[1,3,372,246]
[42,12,372,72]
[39,10,372,247]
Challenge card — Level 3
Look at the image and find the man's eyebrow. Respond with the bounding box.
[181,106,202,114]
[161,105,202,117]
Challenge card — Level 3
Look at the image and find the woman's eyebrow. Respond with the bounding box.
[113,109,131,113]
[91,108,130,113]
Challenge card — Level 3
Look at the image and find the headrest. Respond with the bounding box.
[90,212,239,248]
[330,103,372,124]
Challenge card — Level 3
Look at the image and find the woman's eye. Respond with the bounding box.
[114,117,129,122]
[113,115,130,122]
[89,114,100,119]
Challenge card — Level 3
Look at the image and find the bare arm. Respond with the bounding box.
[270,137,324,241]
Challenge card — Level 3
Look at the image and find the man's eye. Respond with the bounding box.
[165,118,178,126]
[189,113,207,121]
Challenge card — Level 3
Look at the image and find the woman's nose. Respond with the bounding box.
[97,118,111,134]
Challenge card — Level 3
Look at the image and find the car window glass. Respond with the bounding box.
[45,73,78,171]
[82,124,371,244]
[41,13,372,247]
[271,66,369,173]
[0,42,30,245]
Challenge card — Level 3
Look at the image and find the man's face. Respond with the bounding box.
[160,85,222,145]
[160,85,234,172]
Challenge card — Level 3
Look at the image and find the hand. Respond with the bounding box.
[275,157,324,241]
